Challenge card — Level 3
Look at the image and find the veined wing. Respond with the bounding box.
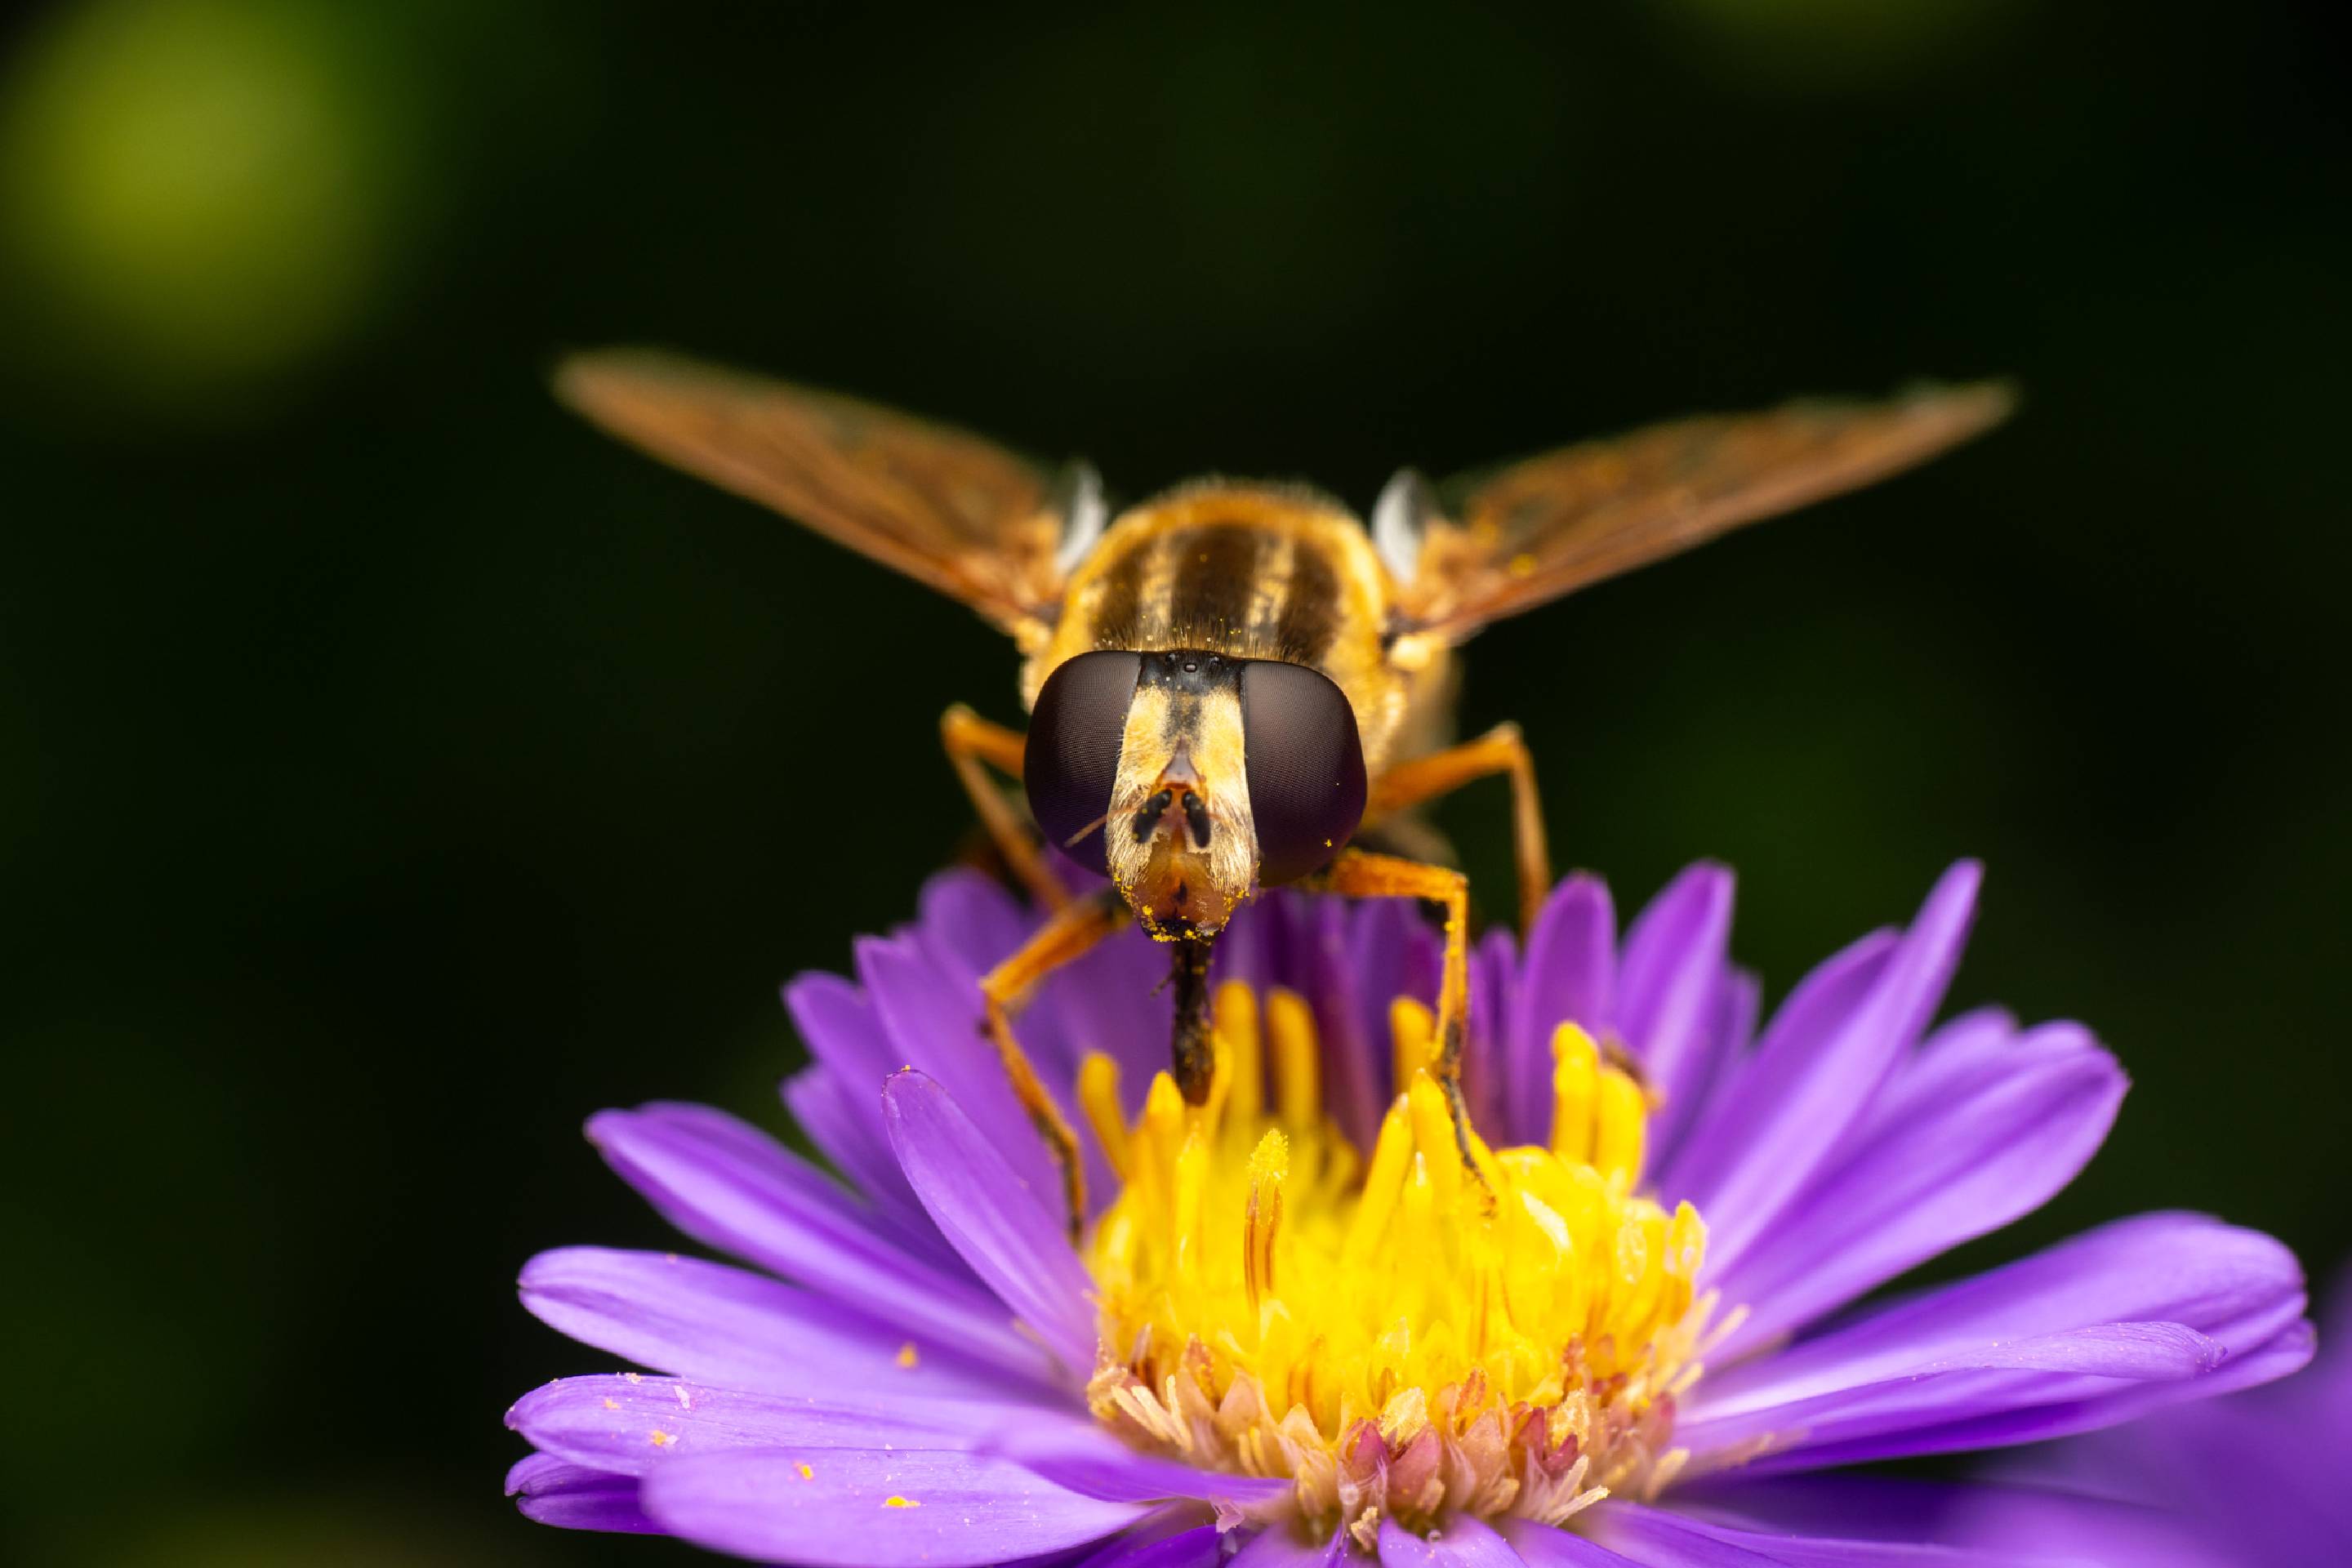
[557,349,1098,637]
[1393,381,2014,643]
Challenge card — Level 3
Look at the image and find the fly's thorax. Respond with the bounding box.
[1106,656,1258,938]
[1024,483,1407,770]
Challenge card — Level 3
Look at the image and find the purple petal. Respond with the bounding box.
[1735,1318,2317,1477]
[1213,886,1295,997]
[781,1067,918,1232]
[1498,1520,1646,1566]
[587,1102,1053,1381]
[1031,914,1172,1107]
[507,1372,1036,1475]
[861,933,1067,1228]
[2003,1266,2352,1561]
[1347,894,1444,1100]
[912,870,1034,982]
[1682,1213,2310,1471]
[1300,895,1392,1150]
[1232,1521,1355,1566]
[639,1445,1146,1567]
[1677,862,1981,1270]
[1675,1472,2233,1566]
[990,1423,1291,1510]
[884,1071,1099,1374]
[1588,1499,2023,1565]
[783,973,934,1223]
[505,1451,662,1533]
[518,1245,1024,1401]
[1075,1524,1228,1568]
[1700,1213,2303,1408]
[1506,874,1615,1148]
[1857,1006,2025,1134]
[1662,929,1892,1210]
[1650,965,1759,1199]
[1460,927,1521,1138]
[1615,862,1734,1161]
[1711,1018,2126,1359]
[1379,1512,1526,1566]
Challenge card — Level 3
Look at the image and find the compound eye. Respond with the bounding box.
[1238,660,1367,885]
[1024,650,1143,875]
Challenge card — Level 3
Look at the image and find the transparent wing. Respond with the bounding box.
[556,348,1077,634]
[1396,381,2015,643]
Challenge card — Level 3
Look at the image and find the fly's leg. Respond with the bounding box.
[978,887,1126,1237]
[941,704,1068,911]
[1362,722,1551,936]
[1304,849,1484,1180]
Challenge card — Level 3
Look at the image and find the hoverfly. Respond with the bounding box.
[557,351,2010,1228]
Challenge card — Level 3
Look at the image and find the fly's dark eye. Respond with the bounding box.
[1025,650,1143,875]
[1238,659,1366,885]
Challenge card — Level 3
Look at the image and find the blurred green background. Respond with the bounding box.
[1,0,2344,1561]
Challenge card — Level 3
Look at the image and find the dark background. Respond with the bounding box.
[2,1,2344,1561]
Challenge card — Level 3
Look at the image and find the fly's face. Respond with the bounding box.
[1025,648,1369,939]
[1104,657,1257,936]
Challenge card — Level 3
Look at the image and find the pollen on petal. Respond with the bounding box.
[648,1429,674,1447]
[882,1494,920,1508]
[796,1462,813,1481]
[895,1342,920,1369]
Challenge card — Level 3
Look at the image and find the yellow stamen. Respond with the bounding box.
[1594,1066,1647,1189]
[1201,1026,1235,1134]
[1218,984,1263,1132]
[1405,1071,1462,1208]
[1081,981,1711,1542]
[1551,1022,1599,1165]
[1267,988,1320,1141]
[1244,1129,1287,1314]
[1077,1053,1130,1182]
[1390,996,1437,1092]
[1342,1096,1414,1263]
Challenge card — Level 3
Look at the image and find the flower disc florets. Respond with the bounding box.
[1080,982,1711,1548]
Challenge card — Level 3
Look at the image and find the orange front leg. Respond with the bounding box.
[977,888,1127,1236]
[941,703,1069,911]
[1303,849,1482,1174]
[1365,722,1552,936]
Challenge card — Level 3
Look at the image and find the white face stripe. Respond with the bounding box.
[1104,681,1258,936]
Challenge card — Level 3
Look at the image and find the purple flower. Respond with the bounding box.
[505,862,2313,1565]
[1934,1262,2352,1566]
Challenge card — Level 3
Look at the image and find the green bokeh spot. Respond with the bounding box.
[1658,0,2025,91]
[0,0,410,399]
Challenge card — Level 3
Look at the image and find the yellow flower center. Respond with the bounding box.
[1077,983,1712,1550]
